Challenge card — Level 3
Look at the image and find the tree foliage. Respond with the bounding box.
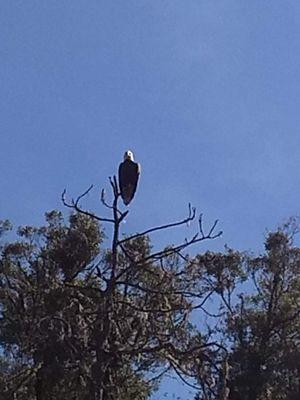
[1,179,299,400]
[193,227,300,400]
[226,229,300,400]
[0,180,221,400]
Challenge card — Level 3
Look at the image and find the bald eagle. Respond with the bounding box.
[118,150,140,205]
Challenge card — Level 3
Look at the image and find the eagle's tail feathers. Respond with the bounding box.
[122,185,134,205]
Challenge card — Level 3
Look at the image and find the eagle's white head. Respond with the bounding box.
[124,150,134,161]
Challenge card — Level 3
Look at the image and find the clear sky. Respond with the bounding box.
[1,1,300,398]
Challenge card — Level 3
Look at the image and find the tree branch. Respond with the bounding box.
[118,203,196,245]
[62,186,115,223]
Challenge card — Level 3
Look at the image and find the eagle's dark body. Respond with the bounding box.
[118,158,140,205]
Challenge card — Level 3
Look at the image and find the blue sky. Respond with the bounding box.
[1,1,300,398]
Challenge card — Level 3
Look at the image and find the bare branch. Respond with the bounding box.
[208,219,219,237]
[199,213,205,237]
[142,223,222,264]
[118,203,197,245]
[74,184,94,206]
[192,290,215,310]
[109,175,119,198]
[172,364,202,391]
[100,188,115,211]
[62,187,115,223]
[100,187,125,220]
[144,366,172,385]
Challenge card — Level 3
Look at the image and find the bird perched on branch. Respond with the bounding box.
[118,150,140,205]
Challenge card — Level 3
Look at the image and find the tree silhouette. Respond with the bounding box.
[193,225,300,400]
[2,176,299,400]
[0,175,222,400]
